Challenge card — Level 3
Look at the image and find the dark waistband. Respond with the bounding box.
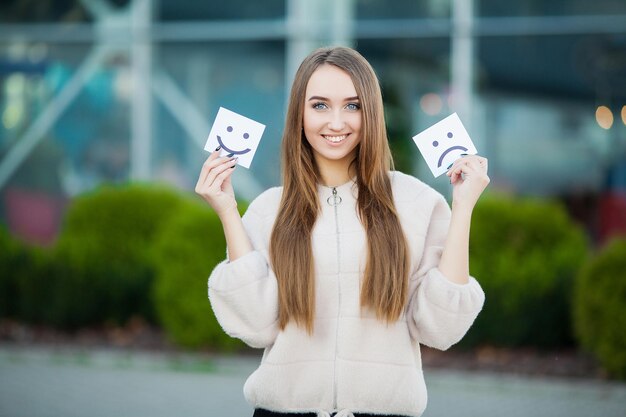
[253,408,410,417]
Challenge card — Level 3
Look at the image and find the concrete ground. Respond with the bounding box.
[0,345,624,417]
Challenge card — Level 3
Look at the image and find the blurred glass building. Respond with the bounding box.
[1,0,625,244]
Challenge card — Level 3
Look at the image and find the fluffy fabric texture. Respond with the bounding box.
[208,171,485,417]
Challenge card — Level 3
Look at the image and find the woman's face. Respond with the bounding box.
[303,64,362,170]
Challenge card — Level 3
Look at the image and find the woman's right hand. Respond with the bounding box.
[195,148,238,218]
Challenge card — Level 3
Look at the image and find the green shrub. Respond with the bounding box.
[0,225,62,324]
[152,199,247,351]
[18,183,186,329]
[0,226,33,318]
[574,238,626,379]
[13,247,56,324]
[460,195,588,348]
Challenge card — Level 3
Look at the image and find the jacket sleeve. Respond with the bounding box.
[406,192,485,351]
[208,202,279,349]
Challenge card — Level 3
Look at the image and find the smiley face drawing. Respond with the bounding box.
[217,125,252,155]
[204,107,266,169]
[412,113,477,177]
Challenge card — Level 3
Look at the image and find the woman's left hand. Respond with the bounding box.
[446,154,490,211]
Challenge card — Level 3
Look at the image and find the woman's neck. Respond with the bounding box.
[316,157,356,187]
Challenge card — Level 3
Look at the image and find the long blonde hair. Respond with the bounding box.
[269,47,410,334]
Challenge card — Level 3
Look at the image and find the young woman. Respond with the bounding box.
[196,47,489,417]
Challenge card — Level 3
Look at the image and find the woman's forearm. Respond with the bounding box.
[438,204,473,284]
[219,209,254,261]
[439,154,490,284]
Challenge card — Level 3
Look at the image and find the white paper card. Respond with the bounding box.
[412,113,477,177]
[204,107,266,169]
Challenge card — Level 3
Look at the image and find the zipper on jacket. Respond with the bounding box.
[329,186,342,411]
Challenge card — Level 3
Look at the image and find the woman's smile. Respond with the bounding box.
[322,133,350,144]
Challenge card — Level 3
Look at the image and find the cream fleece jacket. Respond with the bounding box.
[208,171,485,417]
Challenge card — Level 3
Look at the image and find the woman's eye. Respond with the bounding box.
[312,102,328,110]
[346,102,360,111]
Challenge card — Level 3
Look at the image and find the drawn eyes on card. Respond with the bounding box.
[217,125,252,155]
[433,132,468,168]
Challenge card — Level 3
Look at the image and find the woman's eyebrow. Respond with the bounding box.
[307,95,360,101]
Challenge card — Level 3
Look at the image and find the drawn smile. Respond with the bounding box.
[217,136,251,155]
[437,146,468,167]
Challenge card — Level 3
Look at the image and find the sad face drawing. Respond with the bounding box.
[413,113,477,177]
[432,132,469,169]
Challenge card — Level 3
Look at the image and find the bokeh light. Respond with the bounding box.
[5,73,26,96]
[595,105,613,130]
[2,103,24,129]
[420,93,443,116]
[3,73,26,129]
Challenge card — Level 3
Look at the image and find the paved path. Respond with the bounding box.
[1,346,625,417]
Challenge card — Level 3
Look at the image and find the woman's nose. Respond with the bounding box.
[328,110,345,131]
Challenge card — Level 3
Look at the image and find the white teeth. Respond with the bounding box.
[323,135,347,143]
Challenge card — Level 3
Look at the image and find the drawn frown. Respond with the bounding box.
[412,113,477,177]
[433,132,468,168]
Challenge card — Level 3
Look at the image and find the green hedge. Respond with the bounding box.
[574,237,626,379]
[17,183,186,329]
[4,184,602,354]
[151,198,246,351]
[0,226,34,318]
[3,182,249,349]
[461,195,588,348]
